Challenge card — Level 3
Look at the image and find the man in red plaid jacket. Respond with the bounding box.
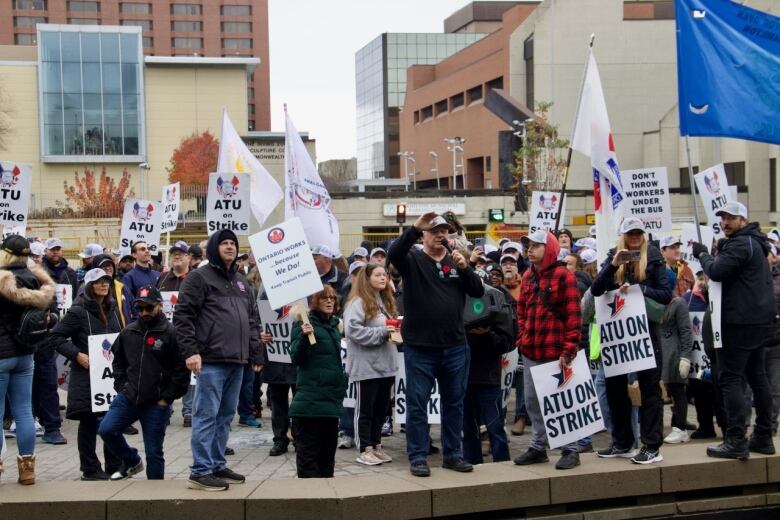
[513,229,582,470]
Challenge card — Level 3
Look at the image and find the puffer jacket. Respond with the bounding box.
[0,264,56,359]
[659,297,693,384]
[591,244,673,305]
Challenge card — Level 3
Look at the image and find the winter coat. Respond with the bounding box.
[771,266,780,348]
[591,244,673,305]
[0,264,56,359]
[50,293,122,419]
[289,311,347,418]
[41,256,78,295]
[343,296,398,382]
[466,325,515,386]
[659,297,693,384]
[156,269,189,292]
[574,270,593,353]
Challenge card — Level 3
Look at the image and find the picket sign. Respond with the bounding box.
[55,284,73,316]
[694,164,734,239]
[340,340,357,408]
[394,351,441,424]
[622,167,673,233]
[160,291,178,322]
[529,191,566,233]
[500,348,519,409]
[56,354,71,391]
[688,311,710,379]
[206,172,251,236]
[88,333,119,413]
[258,299,293,363]
[709,281,723,349]
[681,224,714,275]
[0,161,32,229]
[160,182,180,233]
[119,198,162,255]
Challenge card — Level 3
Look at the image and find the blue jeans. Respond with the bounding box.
[463,384,510,464]
[238,364,256,422]
[339,407,354,437]
[98,392,171,479]
[0,354,35,455]
[190,363,243,477]
[404,344,469,463]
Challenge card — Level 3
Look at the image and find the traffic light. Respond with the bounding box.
[489,208,504,223]
[396,203,407,224]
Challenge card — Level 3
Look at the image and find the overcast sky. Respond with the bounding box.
[267,0,524,163]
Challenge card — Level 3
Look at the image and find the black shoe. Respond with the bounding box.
[442,458,473,472]
[631,447,663,465]
[187,473,229,491]
[555,449,580,470]
[109,460,144,481]
[690,429,717,439]
[123,424,139,435]
[269,442,288,456]
[214,467,245,484]
[513,447,549,466]
[410,460,431,477]
[81,469,111,481]
[685,421,698,431]
[748,434,776,455]
[224,447,235,456]
[428,444,440,455]
[707,439,749,459]
[596,445,636,458]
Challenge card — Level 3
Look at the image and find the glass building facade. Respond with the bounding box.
[38,24,145,162]
[355,32,485,180]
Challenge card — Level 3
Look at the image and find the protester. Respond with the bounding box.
[188,245,204,269]
[442,211,469,251]
[289,286,346,478]
[260,326,297,456]
[659,295,694,444]
[122,241,160,301]
[352,247,368,263]
[660,236,695,296]
[29,241,45,265]
[0,235,56,484]
[580,249,599,280]
[98,286,189,480]
[42,238,78,294]
[692,201,776,458]
[486,264,503,288]
[75,243,103,285]
[591,217,672,464]
[557,229,574,251]
[344,263,399,465]
[513,230,583,470]
[313,245,348,293]
[156,241,190,291]
[92,254,133,328]
[388,211,484,477]
[117,254,135,277]
[50,268,123,480]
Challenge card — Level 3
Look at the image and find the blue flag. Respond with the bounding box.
[675,0,780,145]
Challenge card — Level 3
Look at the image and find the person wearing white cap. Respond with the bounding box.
[352,247,369,263]
[76,243,105,285]
[575,237,597,253]
[388,211,484,477]
[659,235,694,297]
[691,200,776,459]
[28,241,45,265]
[312,245,348,293]
[370,247,387,266]
[591,216,672,465]
[42,238,78,295]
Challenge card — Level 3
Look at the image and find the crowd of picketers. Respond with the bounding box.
[0,201,777,489]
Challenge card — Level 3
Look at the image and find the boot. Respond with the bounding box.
[748,434,776,455]
[510,417,526,436]
[706,438,749,460]
[17,455,35,485]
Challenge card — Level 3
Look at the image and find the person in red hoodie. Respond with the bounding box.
[513,229,582,470]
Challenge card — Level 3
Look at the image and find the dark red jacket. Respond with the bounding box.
[517,232,582,362]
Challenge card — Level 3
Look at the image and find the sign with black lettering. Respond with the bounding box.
[709,281,723,349]
[160,182,180,233]
[623,167,672,233]
[340,340,357,408]
[688,311,709,379]
[500,348,519,409]
[206,172,250,235]
[161,291,178,322]
[596,286,657,377]
[55,284,73,316]
[394,352,440,424]
[530,351,605,449]
[529,191,566,233]
[258,299,293,364]
[119,198,162,256]
[694,164,734,239]
[88,333,119,412]
[0,161,32,228]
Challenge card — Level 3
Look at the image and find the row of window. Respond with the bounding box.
[171,37,251,49]
[413,77,502,124]
[14,17,251,32]
[12,1,252,16]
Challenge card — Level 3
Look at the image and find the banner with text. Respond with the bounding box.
[160,182,180,233]
[623,167,672,233]
[394,351,441,424]
[595,285,656,377]
[529,191,567,233]
[258,299,293,364]
[681,224,715,275]
[0,161,32,229]
[56,354,71,391]
[55,284,73,316]
[206,172,251,236]
[709,281,723,349]
[500,348,519,409]
[161,291,178,322]
[340,340,357,408]
[88,333,119,412]
[688,311,709,379]
[694,164,734,239]
[119,198,162,255]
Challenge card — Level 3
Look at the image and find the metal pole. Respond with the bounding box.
[433,154,440,190]
[451,147,457,189]
[685,135,704,243]
[461,147,467,190]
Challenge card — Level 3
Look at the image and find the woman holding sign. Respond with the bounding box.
[50,268,123,480]
[591,217,672,465]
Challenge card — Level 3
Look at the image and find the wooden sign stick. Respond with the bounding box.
[293,300,316,345]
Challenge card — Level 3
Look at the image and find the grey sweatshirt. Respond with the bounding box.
[344,296,398,382]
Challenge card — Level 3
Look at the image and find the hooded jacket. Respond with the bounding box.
[698,222,775,326]
[174,230,263,365]
[0,264,56,359]
[111,311,190,408]
[90,254,133,327]
[42,255,78,295]
[517,231,582,362]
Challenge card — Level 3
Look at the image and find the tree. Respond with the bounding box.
[167,131,219,187]
[59,167,135,218]
[0,84,12,152]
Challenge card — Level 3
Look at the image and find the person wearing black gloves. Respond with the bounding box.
[691,201,776,458]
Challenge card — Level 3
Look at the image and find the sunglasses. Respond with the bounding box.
[321,296,337,301]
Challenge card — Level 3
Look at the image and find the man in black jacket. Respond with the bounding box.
[174,229,264,491]
[97,285,189,480]
[693,201,776,458]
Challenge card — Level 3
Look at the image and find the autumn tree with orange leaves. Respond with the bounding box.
[59,167,135,217]
[167,131,219,187]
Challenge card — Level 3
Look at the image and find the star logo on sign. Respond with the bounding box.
[552,366,573,389]
[607,294,626,318]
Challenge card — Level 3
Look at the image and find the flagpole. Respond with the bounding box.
[553,34,595,233]
[684,135,704,243]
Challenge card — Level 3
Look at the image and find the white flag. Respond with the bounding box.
[216,110,282,226]
[284,107,340,252]
[571,50,626,266]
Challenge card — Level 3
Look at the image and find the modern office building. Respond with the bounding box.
[2,0,270,131]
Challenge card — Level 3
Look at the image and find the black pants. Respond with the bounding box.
[291,417,338,478]
[666,382,688,430]
[78,414,121,474]
[688,378,718,434]
[268,383,295,445]
[704,341,728,432]
[354,377,394,452]
[32,350,62,434]
[606,346,663,450]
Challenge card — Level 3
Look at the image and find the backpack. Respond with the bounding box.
[16,307,57,345]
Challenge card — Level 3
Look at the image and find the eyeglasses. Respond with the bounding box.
[321,296,337,301]
[93,279,111,286]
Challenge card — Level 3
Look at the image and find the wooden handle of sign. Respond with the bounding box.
[294,302,316,345]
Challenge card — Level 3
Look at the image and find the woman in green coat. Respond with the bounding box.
[290,285,347,478]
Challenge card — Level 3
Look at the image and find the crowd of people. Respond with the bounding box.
[1,202,778,489]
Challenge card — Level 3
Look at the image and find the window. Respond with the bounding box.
[467,85,483,104]
[450,92,464,110]
[679,166,699,190]
[172,37,202,48]
[222,38,251,49]
[434,99,448,116]
[68,1,100,12]
[486,77,503,92]
[723,161,746,187]
[69,18,99,24]
[171,21,202,31]
[221,5,251,16]
[421,105,433,121]
[221,21,251,32]
[248,103,255,115]
[524,34,534,108]
[247,87,254,99]
[14,16,46,27]
[122,19,152,30]
[142,36,152,47]
[413,110,420,124]
[171,3,201,15]
[120,3,151,14]
[14,0,47,9]
[14,33,36,44]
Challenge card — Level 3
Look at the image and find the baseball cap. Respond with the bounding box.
[575,237,597,251]
[588,225,597,237]
[715,201,748,218]
[498,237,510,247]
[29,241,45,257]
[188,244,203,259]
[428,216,452,231]
[83,268,111,285]
[78,243,104,259]
[348,261,366,275]
[525,229,549,245]
[135,285,163,305]
[768,228,780,243]
[660,235,683,249]
[352,247,368,258]
[311,245,334,258]
[500,254,518,264]
[619,217,645,234]
[370,247,387,258]
[502,241,522,253]
[2,235,30,256]
[484,244,498,255]
[581,249,598,264]
[45,238,62,250]
[237,251,249,260]
[170,240,189,254]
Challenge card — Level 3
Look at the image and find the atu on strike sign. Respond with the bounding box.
[688,311,710,379]
[0,161,32,228]
[394,351,441,424]
[681,224,714,275]
[88,333,119,412]
[340,340,357,408]
[595,285,657,377]
[206,172,250,235]
[529,191,566,233]
[500,348,519,409]
[694,164,734,239]
[623,167,672,233]
[258,299,293,364]
[119,198,162,255]
[160,182,180,233]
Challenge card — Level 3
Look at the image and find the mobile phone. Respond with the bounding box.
[619,250,642,262]
[475,237,485,247]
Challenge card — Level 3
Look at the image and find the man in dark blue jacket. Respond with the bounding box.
[174,230,264,491]
[122,241,160,301]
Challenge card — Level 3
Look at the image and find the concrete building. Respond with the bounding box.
[2,0,270,131]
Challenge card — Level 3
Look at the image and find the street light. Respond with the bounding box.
[397,151,415,191]
[429,151,440,190]
[408,154,417,191]
[512,118,535,190]
[138,162,151,199]
[444,137,466,189]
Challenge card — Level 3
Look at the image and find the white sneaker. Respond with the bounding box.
[356,447,384,466]
[337,435,354,449]
[664,427,690,444]
[35,420,44,437]
[7,421,16,438]
[373,445,392,463]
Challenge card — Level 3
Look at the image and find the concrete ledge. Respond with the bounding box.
[768,454,780,482]
[582,503,677,520]
[0,480,132,520]
[659,444,768,492]
[676,493,767,514]
[767,492,780,505]
[527,513,583,520]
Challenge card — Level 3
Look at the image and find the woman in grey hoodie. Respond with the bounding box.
[344,263,399,466]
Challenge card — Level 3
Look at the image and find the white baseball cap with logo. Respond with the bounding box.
[29,241,46,256]
[660,235,683,249]
[715,201,748,218]
[83,268,111,285]
[45,238,63,250]
[581,249,598,265]
[78,243,104,259]
[619,217,646,234]
[526,229,549,245]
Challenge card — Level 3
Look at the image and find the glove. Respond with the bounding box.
[678,358,691,379]
[691,242,708,259]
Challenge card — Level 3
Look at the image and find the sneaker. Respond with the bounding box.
[631,447,663,465]
[269,442,288,456]
[356,448,384,466]
[214,467,245,484]
[381,418,393,437]
[442,458,473,472]
[187,473,229,491]
[373,445,392,463]
[124,424,139,435]
[555,449,581,470]
[707,438,749,459]
[690,429,717,439]
[513,447,549,466]
[42,430,68,445]
[6,420,16,438]
[238,417,262,428]
[409,460,431,477]
[664,427,690,444]
[81,469,111,481]
[337,434,355,449]
[597,445,637,458]
[183,415,192,427]
[34,420,44,437]
[110,460,144,481]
